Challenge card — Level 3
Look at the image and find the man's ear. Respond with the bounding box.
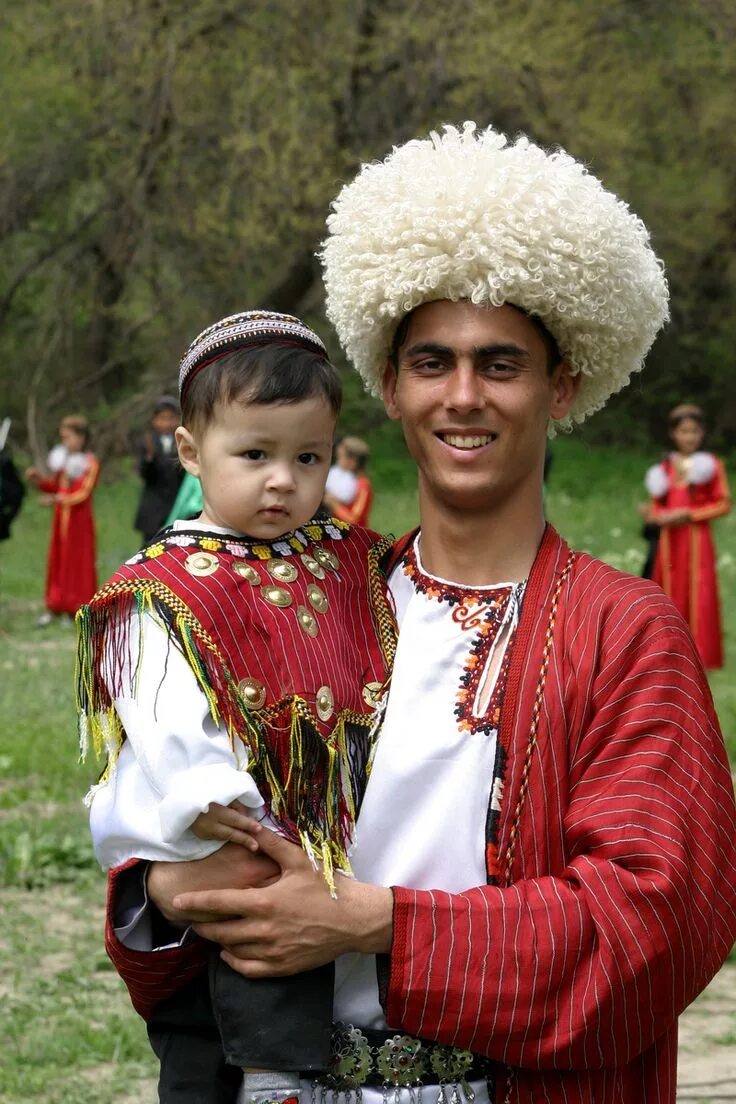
[381,361,401,421]
[550,362,581,423]
[175,426,201,476]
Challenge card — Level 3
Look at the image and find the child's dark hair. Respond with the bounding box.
[181,343,342,430]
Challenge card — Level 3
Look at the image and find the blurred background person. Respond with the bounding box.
[644,403,731,668]
[0,417,25,543]
[133,395,182,544]
[323,435,373,526]
[26,414,99,626]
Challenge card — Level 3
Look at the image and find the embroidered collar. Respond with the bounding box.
[401,536,518,607]
[125,516,350,566]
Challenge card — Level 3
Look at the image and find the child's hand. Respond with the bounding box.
[191,800,263,850]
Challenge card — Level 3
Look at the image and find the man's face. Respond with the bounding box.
[382,300,578,516]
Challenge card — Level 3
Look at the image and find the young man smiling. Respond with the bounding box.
[104,125,736,1104]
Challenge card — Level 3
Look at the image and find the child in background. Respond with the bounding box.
[77,311,391,1104]
[27,414,98,626]
[644,402,731,668]
[323,435,373,526]
[133,395,183,544]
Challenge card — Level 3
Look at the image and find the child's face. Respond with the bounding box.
[335,442,359,472]
[177,395,335,539]
[670,417,704,456]
[59,425,85,452]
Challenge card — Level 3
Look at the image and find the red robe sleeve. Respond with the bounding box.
[689,456,731,522]
[385,573,736,1071]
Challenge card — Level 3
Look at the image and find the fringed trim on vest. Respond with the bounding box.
[75,578,375,891]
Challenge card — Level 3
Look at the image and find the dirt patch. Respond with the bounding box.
[677,960,736,1099]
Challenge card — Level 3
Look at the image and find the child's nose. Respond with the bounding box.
[266,464,296,492]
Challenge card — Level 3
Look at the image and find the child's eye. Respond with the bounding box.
[242,449,265,461]
[298,452,319,465]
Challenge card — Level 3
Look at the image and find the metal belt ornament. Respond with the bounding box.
[314,1023,485,1103]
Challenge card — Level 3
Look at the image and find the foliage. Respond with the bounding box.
[1,0,735,457]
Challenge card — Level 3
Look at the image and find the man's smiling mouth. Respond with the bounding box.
[438,433,496,450]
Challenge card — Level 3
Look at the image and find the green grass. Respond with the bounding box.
[0,435,733,1100]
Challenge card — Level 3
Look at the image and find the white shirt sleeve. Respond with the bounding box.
[88,610,265,869]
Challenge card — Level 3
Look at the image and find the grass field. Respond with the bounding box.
[0,434,734,1102]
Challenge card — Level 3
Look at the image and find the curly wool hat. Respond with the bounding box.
[320,123,669,428]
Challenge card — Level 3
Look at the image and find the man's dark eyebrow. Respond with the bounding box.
[402,341,531,360]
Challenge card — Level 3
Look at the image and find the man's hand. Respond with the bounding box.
[173,828,394,977]
[147,841,280,924]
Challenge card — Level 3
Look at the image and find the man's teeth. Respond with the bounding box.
[443,434,491,449]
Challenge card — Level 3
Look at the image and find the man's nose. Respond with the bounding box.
[445,363,485,413]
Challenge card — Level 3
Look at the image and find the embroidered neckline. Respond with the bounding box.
[401,538,517,616]
[125,517,350,566]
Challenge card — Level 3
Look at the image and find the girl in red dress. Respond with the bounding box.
[645,403,731,668]
[27,414,99,625]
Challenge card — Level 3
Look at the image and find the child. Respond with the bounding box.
[76,311,392,1104]
[323,436,373,526]
[27,414,98,626]
[133,394,183,544]
[644,402,731,668]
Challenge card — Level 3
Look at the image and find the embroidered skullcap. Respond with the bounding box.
[178,310,328,397]
[320,122,669,429]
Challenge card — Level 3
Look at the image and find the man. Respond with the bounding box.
[103,124,736,1103]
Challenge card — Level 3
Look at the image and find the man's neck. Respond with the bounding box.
[416,492,546,586]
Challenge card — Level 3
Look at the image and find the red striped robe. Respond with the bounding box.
[105,526,736,1103]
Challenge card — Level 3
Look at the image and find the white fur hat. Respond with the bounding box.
[320,122,669,428]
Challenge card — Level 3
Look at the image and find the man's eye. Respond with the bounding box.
[482,362,516,375]
[243,449,265,460]
[410,359,445,374]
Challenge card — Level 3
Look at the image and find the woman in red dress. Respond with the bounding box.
[645,403,731,668]
[27,414,99,625]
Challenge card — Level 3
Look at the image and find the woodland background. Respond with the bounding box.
[2,0,736,461]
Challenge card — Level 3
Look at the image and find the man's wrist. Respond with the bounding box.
[342,881,394,954]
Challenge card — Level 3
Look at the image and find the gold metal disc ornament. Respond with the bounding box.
[184,551,220,577]
[315,685,334,721]
[261,585,293,608]
[314,548,339,572]
[307,584,328,614]
[362,681,383,707]
[267,558,299,583]
[300,553,326,579]
[297,605,319,637]
[238,677,266,710]
[232,562,261,585]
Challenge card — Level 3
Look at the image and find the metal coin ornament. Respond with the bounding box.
[266,558,299,583]
[300,553,326,579]
[307,584,328,614]
[315,685,334,722]
[314,547,339,572]
[184,551,219,577]
[237,677,266,710]
[232,563,261,585]
[261,585,292,608]
[297,605,319,637]
[362,681,383,707]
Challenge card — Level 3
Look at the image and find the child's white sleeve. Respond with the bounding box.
[88,610,265,869]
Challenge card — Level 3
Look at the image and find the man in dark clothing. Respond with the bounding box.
[134,396,183,544]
